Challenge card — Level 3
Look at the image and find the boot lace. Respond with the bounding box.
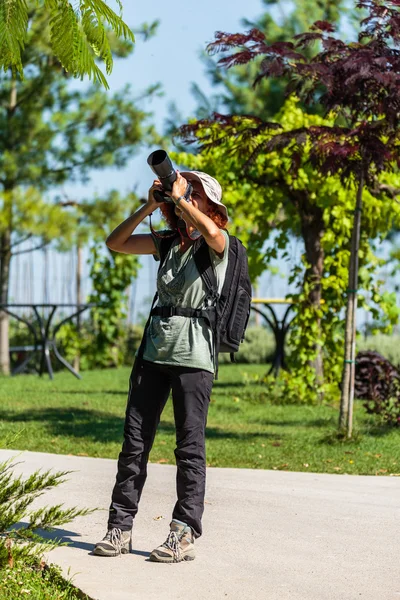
[106,527,124,556]
[162,531,182,562]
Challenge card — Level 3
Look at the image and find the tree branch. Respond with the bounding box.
[41,150,114,178]
[0,234,34,256]
[12,241,50,256]
[371,183,400,201]
[10,234,33,248]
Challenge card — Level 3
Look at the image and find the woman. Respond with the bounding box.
[94,169,229,563]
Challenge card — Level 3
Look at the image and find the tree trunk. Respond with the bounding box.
[74,242,82,373]
[300,204,325,387]
[339,174,364,437]
[0,231,11,375]
[253,281,260,326]
[0,77,17,375]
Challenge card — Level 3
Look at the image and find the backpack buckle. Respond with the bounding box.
[162,306,175,318]
[205,290,219,307]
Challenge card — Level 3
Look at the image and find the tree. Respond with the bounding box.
[167,1,349,386]
[0,5,158,374]
[174,96,400,402]
[180,0,400,434]
[194,0,348,121]
[57,189,142,370]
[0,0,134,88]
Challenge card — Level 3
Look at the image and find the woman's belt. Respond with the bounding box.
[151,306,216,325]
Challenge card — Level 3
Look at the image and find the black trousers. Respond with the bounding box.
[108,359,214,539]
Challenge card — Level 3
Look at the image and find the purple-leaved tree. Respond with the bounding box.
[179,0,400,437]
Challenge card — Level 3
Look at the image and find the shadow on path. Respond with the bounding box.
[0,408,281,443]
[25,525,151,558]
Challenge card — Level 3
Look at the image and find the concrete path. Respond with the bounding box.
[1,449,399,600]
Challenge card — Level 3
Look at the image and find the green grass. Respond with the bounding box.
[0,563,89,600]
[0,364,399,475]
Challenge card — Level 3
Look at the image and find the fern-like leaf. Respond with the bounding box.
[82,0,134,42]
[49,2,79,77]
[75,21,109,87]
[49,3,108,88]
[81,5,113,75]
[1,0,134,87]
[0,0,28,75]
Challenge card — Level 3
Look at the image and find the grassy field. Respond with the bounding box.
[0,364,399,476]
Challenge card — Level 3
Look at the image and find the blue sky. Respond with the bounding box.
[15,0,301,319]
[67,0,269,199]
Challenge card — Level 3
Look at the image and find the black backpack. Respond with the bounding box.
[151,232,252,375]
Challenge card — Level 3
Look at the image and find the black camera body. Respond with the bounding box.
[147,150,177,203]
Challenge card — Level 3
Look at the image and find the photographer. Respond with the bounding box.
[94,168,229,563]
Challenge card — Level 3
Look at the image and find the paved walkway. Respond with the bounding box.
[1,449,399,600]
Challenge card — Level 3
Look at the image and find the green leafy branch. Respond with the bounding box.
[0,0,134,87]
[0,456,95,568]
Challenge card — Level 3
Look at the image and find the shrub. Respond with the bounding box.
[355,351,400,426]
[234,368,339,406]
[0,455,94,568]
[357,335,400,368]
[219,326,275,364]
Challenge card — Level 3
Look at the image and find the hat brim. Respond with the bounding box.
[180,171,229,220]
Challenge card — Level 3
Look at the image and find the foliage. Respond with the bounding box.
[84,245,137,368]
[177,0,348,127]
[69,189,142,369]
[173,96,400,404]
[56,324,274,371]
[177,0,400,427]
[56,321,144,370]
[0,561,91,599]
[0,0,135,88]
[358,334,400,366]
[0,10,158,373]
[0,454,93,569]
[355,350,400,426]
[219,326,274,364]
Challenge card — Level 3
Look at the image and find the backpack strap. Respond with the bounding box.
[193,239,218,304]
[193,240,221,379]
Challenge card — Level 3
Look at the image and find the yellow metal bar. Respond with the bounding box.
[252,298,325,305]
[252,298,294,305]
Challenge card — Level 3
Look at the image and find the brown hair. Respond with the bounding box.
[159,199,228,231]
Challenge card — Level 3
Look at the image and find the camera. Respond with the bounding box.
[147,150,177,203]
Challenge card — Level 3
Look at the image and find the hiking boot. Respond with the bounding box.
[93,527,132,557]
[149,519,195,563]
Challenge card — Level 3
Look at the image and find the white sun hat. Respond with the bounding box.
[180,171,229,220]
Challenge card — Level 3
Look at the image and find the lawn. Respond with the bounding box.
[0,364,399,476]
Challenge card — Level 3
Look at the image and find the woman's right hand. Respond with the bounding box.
[147,180,163,209]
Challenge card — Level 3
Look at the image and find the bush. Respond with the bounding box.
[357,334,400,367]
[233,367,339,406]
[355,350,400,426]
[0,444,93,599]
[53,322,144,371]
[219,326,275,364]
[0,455,94,569]
[10,320,274,370]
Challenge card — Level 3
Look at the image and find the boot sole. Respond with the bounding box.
[93,545,131,557]
[149,552,195,563]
